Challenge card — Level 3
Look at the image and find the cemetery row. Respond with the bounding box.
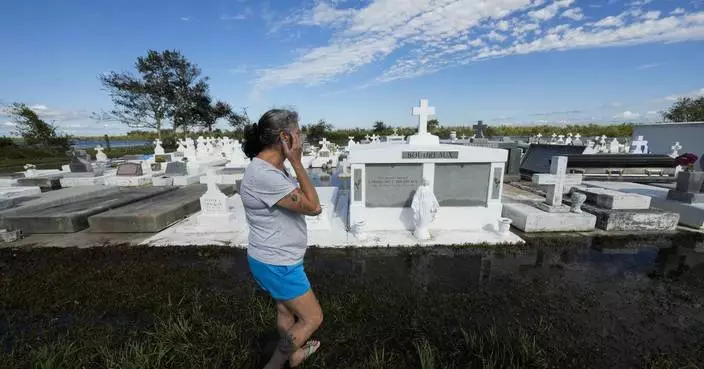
[1,99,703,246]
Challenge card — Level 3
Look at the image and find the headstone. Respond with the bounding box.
[670,142,682,158]
[69,151,92,173]
[116,162,143,177]
[502,156,596,232]
[550,133,557,144]
[472,121,487,139]
[573,134,583,146]
[197,169,236,226]
[557,135,565,145]
[95,145,108,162]
[630,136,648,154]
[449,131,457,141]
[154,139,165,155]
[504,148,522,182]
[176,139,186,153]
[608,138,620,154]
[532,156,583,212]
[164,162,188,177]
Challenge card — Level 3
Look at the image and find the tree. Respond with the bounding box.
[427,118,440,131]
[302,119,333,144]
[98,49,210,138]
[6,103,71,150]
[372,120,388,134]
[662,97,704,122]
[227,106,251,131]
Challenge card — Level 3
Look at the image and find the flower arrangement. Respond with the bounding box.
[675,153,699,172]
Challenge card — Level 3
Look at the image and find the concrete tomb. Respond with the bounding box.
[153,162,200,186]
[0,186,173,233]
[88,183,236,233]
[503,156,596,232]
[0,186,42,210]
[571,185,679,231]
[519,144,587,177]
[61,150,114,187]
[105,162,153,186]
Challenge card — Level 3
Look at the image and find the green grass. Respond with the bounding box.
[0,240,702,369]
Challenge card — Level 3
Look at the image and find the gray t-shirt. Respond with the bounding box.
[240,158,307,265]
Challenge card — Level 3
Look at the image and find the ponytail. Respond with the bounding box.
[242,109,299,159]
[242,122,262,159]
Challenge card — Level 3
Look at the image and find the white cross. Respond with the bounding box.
[532,156,583,208]
[574,133,581,140]
[393,128,398,135]
[551,133,557,139]
[536,133,543,139]
[670,142,682,157]
[630,136,648,154]
[412,99,435,135]
[319,138,329,147]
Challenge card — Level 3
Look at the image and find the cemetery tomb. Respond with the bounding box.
[195,170,237,229]
[502,156,596,232]
[60,151,115,187]
[153,162,200,186]
[519,144,588,177]
[632,122,704,155]
[0,186,42,210]
[306,187,340,231]
[88,184,236,233]
[15,174,63,192]
[584,180,704,230]
[348,141,508,233]
[571,185,679,231]
[0,187,174,233]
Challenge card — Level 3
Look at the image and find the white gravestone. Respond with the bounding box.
[532,156,583,213]
[630,136,648,154]
[176,139,186,153]
[197,169,235,226]
[608,138,620,154]
[411,177,440,240]
[670,142,682,158]
[573,133,583,146]
[95,145,108,162]
[502,156,596,232]
[347,137,356,151]
[409,99,439,145]
[196,136,208,158]
[557,135,565,144]
[550,133,557,144]
[536,133,543,143]
[154,139,165,155]
[565,136,573,145]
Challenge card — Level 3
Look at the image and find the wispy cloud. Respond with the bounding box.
[221,7,253,21]
[181,16,191,22]
[671,8,686,15]
[614,110,640,119]
[636,62,661,70]
[664,87,704,101]
[252,0,704,94]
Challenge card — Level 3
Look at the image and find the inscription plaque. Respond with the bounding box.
[365,164,423,207]
[402,151,458,159]
[434,163,490,206]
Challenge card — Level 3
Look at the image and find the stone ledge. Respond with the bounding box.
[580,203,679,231]
[502,202,596,232]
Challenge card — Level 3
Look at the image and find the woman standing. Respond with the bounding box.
[239,109,323,368]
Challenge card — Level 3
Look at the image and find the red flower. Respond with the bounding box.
[676,153,699,167]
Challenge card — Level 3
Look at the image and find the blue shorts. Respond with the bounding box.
[247,255,311,301]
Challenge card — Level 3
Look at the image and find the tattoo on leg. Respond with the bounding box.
[278,330,297,355]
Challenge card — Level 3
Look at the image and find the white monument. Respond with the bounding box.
[670,142,682,158]
[411,177,440,240]
[557,135,565,145]
[197,169,236,227]
[573,133,583,146]
[95,145,108,162]
[346,137,356,151]
[347,99,519,243]
[608,138,620,154]
[629,136,649,154]
[409,99,439,145]
[502,156,596,232]
[154,139,165,155]
[176,139,186,153]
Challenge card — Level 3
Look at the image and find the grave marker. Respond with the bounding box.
[116,162,143,177]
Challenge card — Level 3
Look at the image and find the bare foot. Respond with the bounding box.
[289,340,321,367]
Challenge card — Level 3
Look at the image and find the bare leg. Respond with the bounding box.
[276,302,296,336]
[263,290,323,369]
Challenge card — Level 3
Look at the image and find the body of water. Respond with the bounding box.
[72,140,152,149]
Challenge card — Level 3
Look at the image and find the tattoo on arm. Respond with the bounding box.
[290,193,299,203]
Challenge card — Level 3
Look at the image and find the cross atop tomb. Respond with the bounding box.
[393,128,398,135]
[472,120,487,138]
[536,133,543,139]
[670,141,682,157]
[532,156,583,211]
[630,135,648,154]
[319,138,330,148]
[412,99,435,135]
[574,133,581,140]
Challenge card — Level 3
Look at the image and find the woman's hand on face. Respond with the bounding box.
[281,131,303,164]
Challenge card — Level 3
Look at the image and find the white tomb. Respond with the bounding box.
[95,145,109,162]
[348,99,519,243]
[154,139,165,155]
[608,138,620,154]
[502,156,596,232]
[387,128,406,144]
[311,138,338,168]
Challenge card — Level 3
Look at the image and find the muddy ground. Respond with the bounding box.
[1,233,703,368]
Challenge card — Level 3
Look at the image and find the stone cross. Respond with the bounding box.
[412,99,435,135]
[532,156,583,212]
[551,133,557,142]
[472,120,487,138]
[557,135,565,144]
[630,135,648,154]
[347,136,355,150]
[670,142,682,157]
[461,134,467,141]
[154,139,165,155]
[393,128,399,136]
[319,138,330,148]
[95,145,108,162]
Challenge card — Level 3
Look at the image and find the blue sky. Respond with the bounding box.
[1,0,703,136]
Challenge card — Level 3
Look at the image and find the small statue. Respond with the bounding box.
[570,192,587,214]
[411,178,440,240]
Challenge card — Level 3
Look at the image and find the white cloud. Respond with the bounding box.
[614,111,640,119]
[636,62,660,70]
[252,1,704,93]
[221,8,252,21]
[181,16,191,22]
[528,0,574,21]
[592,15,625,28]
[561,8,584,21]
[664,87,704,101]
[646,110,659,115]
[671,8,686,15]
[628,0,652,6]
[29,104,48,111]
[641,11,661,20]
